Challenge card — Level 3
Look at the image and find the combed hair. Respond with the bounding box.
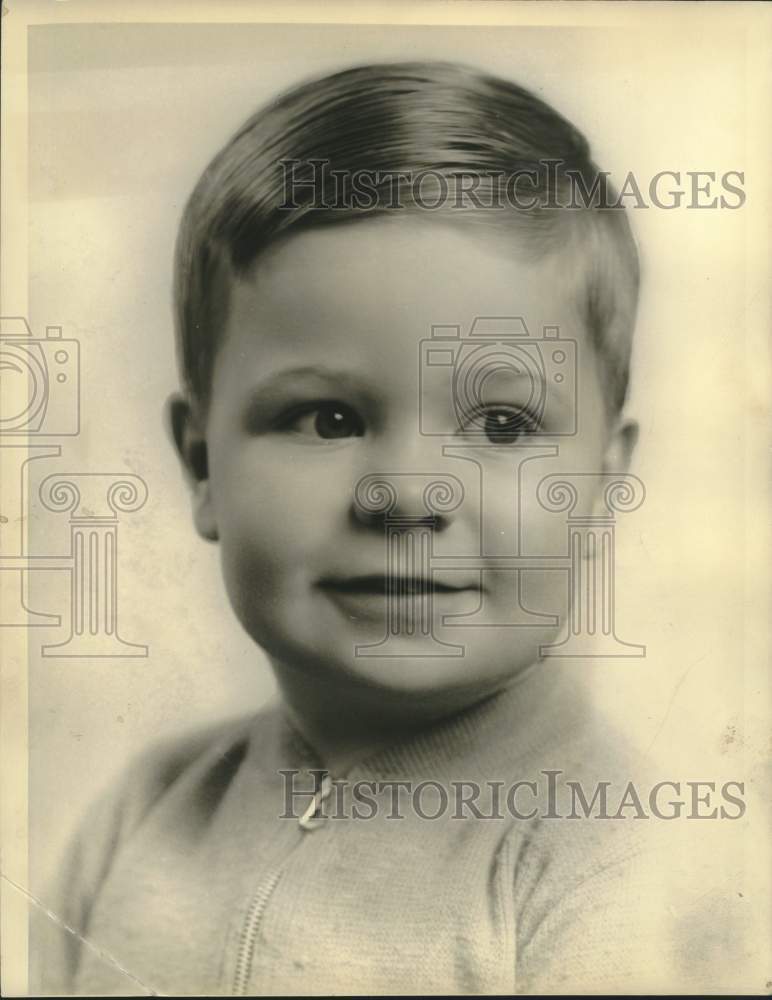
[174,61,639,413]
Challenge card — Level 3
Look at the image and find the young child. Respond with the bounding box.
[34,62,727,996]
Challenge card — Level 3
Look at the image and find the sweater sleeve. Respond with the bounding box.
[29,749,170,997]
[29,715,258,995]
[516,841,666,994]
[29,716,246,997]
[515,820,759,995]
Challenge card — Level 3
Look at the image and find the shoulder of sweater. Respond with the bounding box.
[34,702,283,988]
[505,701,664,892]
[100,700,282,837]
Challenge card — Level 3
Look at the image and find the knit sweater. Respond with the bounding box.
[31,660,741,995]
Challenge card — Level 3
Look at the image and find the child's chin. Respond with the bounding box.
[324,629,552,696]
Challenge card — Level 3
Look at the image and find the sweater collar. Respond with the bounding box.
[273,658,592,783]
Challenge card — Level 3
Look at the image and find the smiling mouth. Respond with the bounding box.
[318,575,477,596]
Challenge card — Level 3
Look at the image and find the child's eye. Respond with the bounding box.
[283,401,365,440]
[465,406,541,444]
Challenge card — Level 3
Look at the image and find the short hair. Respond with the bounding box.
[173,61,639,414]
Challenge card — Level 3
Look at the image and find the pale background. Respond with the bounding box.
[14,11,769,968]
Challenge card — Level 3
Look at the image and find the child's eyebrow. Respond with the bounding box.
[246,365,369,392]
[238,366,374,413]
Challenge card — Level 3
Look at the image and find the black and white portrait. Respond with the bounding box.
[1,2,769,996]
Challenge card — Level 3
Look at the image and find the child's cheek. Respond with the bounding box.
[211,440,347,582]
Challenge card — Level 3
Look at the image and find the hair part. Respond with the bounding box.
[173,61,639,415]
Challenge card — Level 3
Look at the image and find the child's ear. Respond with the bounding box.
[588,416,639,521]
[165,393,218,542]
[602,416,639,476]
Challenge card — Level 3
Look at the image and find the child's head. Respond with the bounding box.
[169,62,640,717]
[174,62,638,417]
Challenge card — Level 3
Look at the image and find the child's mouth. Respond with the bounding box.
[317,574,480,625]
[319,575,477,596]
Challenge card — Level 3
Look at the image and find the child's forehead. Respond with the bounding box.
[234,217,588,338]
[213,220,602,413]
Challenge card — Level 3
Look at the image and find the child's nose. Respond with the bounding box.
[350,471,464,531]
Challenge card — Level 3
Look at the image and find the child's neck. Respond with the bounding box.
[271,659,510,776]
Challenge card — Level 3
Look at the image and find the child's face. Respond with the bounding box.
[182,219,634,703]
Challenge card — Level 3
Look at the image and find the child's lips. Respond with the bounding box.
[318,574,480,596]
[317,574,481,623]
